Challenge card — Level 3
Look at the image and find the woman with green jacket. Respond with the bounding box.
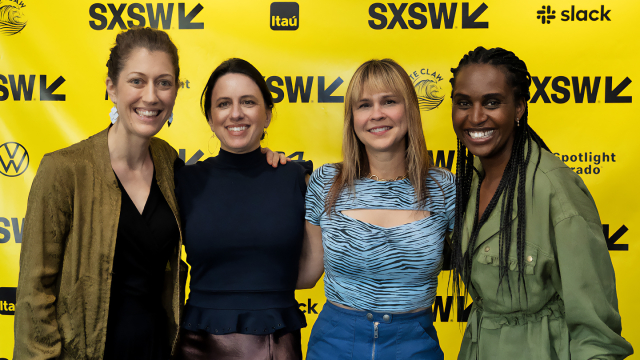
[449,47,633,359]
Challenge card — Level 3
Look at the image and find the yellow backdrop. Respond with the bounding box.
[1,0,637,358]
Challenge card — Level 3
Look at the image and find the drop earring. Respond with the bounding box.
[110,106,119,124]
[167,113,174,127]
[516,117,520,127]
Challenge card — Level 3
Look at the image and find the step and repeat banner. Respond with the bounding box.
[0,0,637,358]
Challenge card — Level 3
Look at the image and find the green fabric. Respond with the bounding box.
[457,142,633,360]
[13,129,187,360]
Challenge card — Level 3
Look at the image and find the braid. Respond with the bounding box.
[449,47,551,306]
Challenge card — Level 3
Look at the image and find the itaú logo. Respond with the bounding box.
[0,142,29,177]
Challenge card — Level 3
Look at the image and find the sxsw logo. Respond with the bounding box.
[0,216,24,242]
[0,74,65,101]
[265,76,344,103]
[0,142,29,177]
[89,3,204,30]
[368,2,488,30]
[270,2,298,30]
[537,5,610,24]
[0,287,16,315]
[530,76,632,104]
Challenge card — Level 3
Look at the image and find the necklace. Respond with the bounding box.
[367,173,408,181]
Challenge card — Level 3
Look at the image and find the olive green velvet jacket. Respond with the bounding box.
[13,129,187,360]
[458,143,633,360]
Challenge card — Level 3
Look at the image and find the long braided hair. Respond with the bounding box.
[450,47,550,304]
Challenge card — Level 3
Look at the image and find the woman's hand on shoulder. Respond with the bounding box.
[262,147,291,168]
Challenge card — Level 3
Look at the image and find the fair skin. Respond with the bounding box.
[208,73,271,154]
[106,51,287,213]
[106,48,176,213]
[451,64,525,219]
[297,87,429,314]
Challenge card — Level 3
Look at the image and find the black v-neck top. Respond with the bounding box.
[103,172,179,360]
[175,148,312,335]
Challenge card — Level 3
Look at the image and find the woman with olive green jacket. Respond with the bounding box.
[456,143,633,360]
[13,129,187,359]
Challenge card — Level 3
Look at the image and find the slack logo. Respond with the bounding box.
[89,3,204,30]
[536,5,611,24]
[270,2,298,30]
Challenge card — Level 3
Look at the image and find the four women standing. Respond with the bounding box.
[13,26,632,360]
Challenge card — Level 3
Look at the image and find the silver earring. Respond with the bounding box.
[110,106,119,124]
[167,113,174,127]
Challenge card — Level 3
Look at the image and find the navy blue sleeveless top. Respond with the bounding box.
[175,148,311,335]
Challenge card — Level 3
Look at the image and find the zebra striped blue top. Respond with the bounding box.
[306,164,456,312]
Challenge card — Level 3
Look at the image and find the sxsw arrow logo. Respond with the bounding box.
[0,75,66,101]
[530,76,631,104]
[604,224,629,251]
[368,2,488,30]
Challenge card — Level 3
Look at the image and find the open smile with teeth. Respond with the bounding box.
[136,109,160,117]
[228,125,249,132]
[369,126,391,133]
[467,129,495,139]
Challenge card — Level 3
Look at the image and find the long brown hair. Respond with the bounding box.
[325,59,434,214]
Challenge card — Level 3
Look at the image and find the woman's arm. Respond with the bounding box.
[296,221,324,289]
[14,155,73,360]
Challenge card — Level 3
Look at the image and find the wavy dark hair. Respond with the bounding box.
[449,47,550,304]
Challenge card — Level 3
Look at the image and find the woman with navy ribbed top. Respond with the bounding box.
[297,59,455,359]
[173,58,311,360]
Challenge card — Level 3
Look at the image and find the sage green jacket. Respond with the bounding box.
[458,144,633,360]
[14,129,187,360]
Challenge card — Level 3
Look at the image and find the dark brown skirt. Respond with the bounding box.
[174,328,302,360]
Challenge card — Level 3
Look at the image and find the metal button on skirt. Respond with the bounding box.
[174,328,302,360]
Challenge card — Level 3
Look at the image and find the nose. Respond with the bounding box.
[370,103,385,121]
[468,103,487,125]
[142,83,160,104]
[230,102,244,121]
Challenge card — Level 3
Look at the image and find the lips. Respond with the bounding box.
[135,108,161,118]
[368,126,392,134]
[466,129,495,140]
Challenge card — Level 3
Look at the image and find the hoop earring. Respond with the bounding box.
[208,133,219,154]
[110,106,119,124]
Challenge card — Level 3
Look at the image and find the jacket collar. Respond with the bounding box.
[461,141,540,254]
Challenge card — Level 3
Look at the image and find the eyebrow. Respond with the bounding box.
[357,93,397,102]
[127,72,174,79]
[452,92,505,99]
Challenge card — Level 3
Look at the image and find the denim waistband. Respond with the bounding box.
[322,301,433,324]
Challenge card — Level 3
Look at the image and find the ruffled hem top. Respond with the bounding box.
[175,147,312,336]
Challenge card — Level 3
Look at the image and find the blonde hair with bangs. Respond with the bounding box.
[325,59,435,214]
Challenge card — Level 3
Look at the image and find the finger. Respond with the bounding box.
[272,152,280,168]
[280,153,289,165]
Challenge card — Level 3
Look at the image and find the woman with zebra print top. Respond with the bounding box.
[297,59,455,360]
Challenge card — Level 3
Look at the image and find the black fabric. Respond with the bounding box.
[175,147,311,335]
[103,172,179,360]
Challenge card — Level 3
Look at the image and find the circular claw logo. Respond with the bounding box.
[0,0,27,36]
[412,68,445,111]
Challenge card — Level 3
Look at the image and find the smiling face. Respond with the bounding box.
[106,48,177,138]
[352,87,408,156]
[208,73,271,154]
[452,64,525,163]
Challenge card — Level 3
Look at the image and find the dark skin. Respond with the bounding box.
[451,64,525,219]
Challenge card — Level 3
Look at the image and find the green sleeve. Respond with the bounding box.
[14,155,72,360]
[554,215,633,359]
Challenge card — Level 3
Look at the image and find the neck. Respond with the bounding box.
[108,122,151,170]
[478,136,515,182]
[366,146,406,180]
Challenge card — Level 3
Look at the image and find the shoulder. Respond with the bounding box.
[531,148,600,225]
[150,136,178,160]
[426,167,456,197]
[308,163,339,188]
[39,130,106,175]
